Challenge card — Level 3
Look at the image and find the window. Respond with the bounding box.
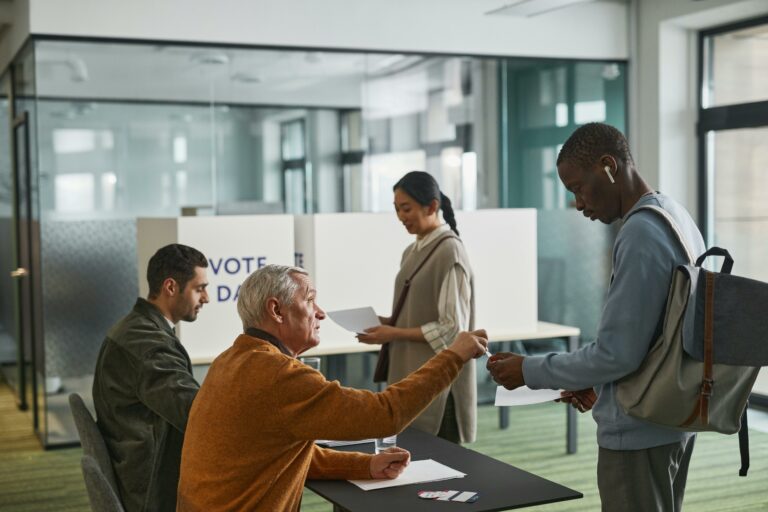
[500,60,627,209]
[699,17,768,278]
[280,119,308,214]
[699,17,768,401]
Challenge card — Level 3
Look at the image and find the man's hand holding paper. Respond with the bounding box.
[486,351,526,390]
[557,388,597,413]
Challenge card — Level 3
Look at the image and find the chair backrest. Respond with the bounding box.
[81,455,126,512]
[68,393,120,495]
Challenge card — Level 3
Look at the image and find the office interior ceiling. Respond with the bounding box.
[35,41,434,108]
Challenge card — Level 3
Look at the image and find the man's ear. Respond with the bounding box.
[162,277,178,297]
[600,155,618,175]
[266,297,283,323]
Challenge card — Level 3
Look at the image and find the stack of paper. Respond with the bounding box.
[349,459,465,491]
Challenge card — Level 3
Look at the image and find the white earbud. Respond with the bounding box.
[604,166,615,184]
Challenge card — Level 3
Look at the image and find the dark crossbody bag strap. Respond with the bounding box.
[389,234,458,325]
[373,234,458,383]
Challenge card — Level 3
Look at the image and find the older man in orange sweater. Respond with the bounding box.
[177,264,487,511]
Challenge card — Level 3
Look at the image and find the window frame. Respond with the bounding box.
[696,15,768,243]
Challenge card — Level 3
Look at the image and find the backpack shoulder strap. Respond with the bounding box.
[626,204,696,265]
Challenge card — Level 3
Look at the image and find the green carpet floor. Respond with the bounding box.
[1,403,767,511]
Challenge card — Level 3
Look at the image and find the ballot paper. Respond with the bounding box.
[327,307,380,334]
[494,386,562,406]
[348,459,465,491]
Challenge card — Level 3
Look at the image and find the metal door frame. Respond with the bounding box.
[10,108,38,425]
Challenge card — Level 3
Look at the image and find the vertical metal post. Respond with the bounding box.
[566,335,579,454]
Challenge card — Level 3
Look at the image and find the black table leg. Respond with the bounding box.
[496,336,579,455]
[497,340,510,430]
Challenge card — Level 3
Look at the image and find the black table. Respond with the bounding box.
[306,428,582,511]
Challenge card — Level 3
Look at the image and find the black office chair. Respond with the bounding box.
[68,393,124,511]
[81,455,125,512]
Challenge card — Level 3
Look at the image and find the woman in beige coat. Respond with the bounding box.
[358,171,476,444]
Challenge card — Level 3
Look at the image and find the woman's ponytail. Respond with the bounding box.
[440,192,459,236]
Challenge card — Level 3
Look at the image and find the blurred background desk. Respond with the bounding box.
[306,427,582,512]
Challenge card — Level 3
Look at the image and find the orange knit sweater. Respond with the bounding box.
[177,334,463,511]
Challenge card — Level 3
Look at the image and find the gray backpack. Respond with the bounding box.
[615,205,766,475]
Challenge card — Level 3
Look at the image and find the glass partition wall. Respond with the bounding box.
[2,38,626,445]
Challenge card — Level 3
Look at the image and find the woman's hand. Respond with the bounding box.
[357,325,399,344]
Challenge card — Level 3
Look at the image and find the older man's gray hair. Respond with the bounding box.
[237,264,308,330]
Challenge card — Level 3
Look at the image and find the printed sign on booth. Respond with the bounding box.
[137,215,295,362]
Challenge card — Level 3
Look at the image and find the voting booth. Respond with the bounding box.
[137,215,295,362]
[297,209,538,355]
[137,210,537,361]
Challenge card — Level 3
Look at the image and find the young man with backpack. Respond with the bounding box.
[487,122,706,511]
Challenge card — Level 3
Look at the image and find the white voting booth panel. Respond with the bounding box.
[137,216,295,363]
[297,209,537,355]
[456,209,537,333]
[295,213,412,353]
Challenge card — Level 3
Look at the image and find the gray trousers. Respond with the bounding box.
[597,435,695,512]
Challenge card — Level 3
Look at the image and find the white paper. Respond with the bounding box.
[494,386,562,406]
[327,307,380,334]
[349,459,465,491]
[315,439,375,447]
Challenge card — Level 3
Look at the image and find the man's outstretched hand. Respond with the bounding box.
[486,352,525,390]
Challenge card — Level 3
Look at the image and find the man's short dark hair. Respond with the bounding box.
[147,244,208,299]
[557,122,634,170]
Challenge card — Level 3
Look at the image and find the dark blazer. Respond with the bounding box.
[93,298,199,512]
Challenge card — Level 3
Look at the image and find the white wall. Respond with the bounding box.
[630,0,768,217]
[24,0,627,60]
